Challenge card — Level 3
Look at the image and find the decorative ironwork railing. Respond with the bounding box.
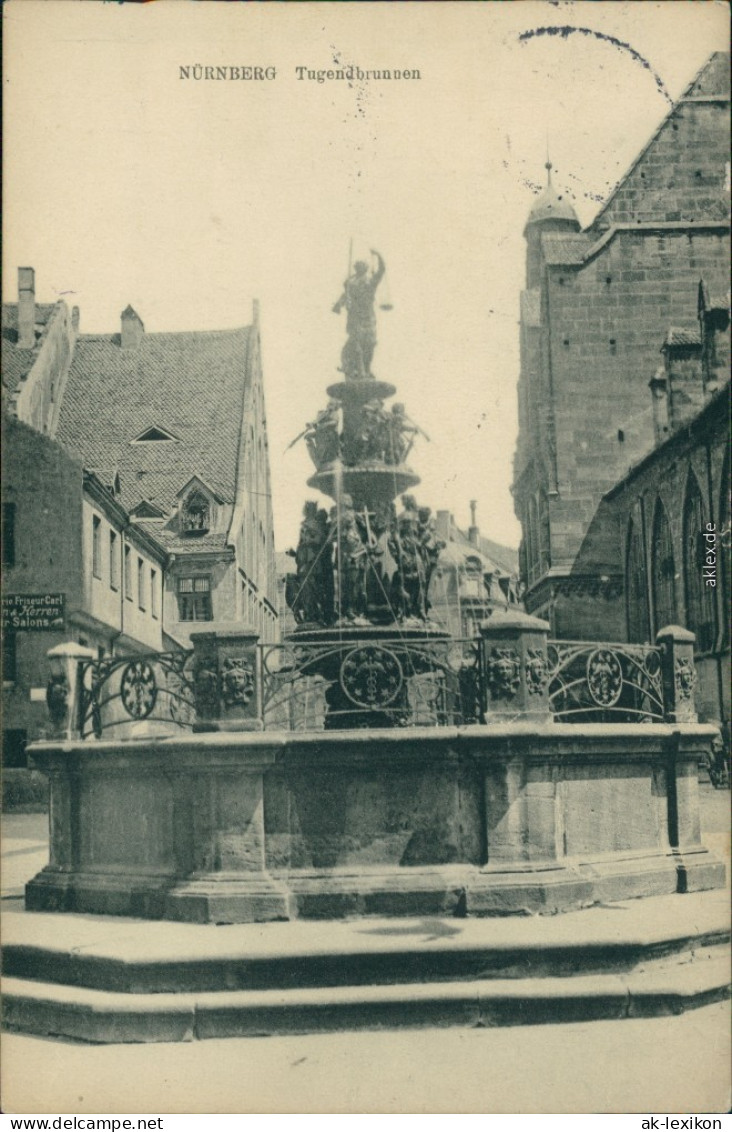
[546,640,664,723]
[259,636,482,731]
[78,651,196,739]
[67,634,677,739]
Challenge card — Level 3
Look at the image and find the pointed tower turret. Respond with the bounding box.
[524,161,580,288]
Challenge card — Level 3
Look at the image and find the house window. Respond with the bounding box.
[177,575,212,621]
[3,631,17,683]
[109,531,119,590]
[151,569,158,619]
[3,727,27,768]
[181,491,210,534]
[137,558,146,611]
[124,545,132,601]
[460,573,483,598]
[651,501,676,634]
[683,475,717,652]
[2,503,16,568]
[92,515,102,579]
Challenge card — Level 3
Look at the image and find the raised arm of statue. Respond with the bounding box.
[370,251,385,290]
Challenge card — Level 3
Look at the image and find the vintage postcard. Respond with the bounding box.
[1,0,730,1118]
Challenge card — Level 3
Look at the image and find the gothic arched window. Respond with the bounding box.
[181,490,210,534]
[683,473,717,652]
[538,490,551,575]
[626,518,650,643]
[527,496,540,585]
[651,500,677,634]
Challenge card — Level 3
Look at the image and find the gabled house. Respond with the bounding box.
[54,300,278,645]
[2,268,279,766]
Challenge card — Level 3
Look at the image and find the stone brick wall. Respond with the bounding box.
[545,227,729,567]
[11,301,78,437]
[2,417,85,749]
[514,53,730,639]
[590,56,730,233]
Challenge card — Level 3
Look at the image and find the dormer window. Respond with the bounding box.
[181,490,210,535]
[132,426,179,444]
[129,499,167,521]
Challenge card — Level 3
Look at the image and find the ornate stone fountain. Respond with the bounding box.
[283,252,450,726]
[21,255,725,929]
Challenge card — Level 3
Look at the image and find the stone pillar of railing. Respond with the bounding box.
[479,609,552,722]
[656,624,698,723]
[46,641,97,740]
[189,624,262,732]
[167,625,288,922]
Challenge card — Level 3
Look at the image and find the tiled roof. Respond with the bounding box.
[55,325,253,513]
[1,302,57,396]
[699,280,731,312]
[526,184,579,229]
[520,289,541,328]
[475,533,519,576]
[440,518,518,577]
[132,518,231,555]
[541,232,591,266]
[664,327,701,347]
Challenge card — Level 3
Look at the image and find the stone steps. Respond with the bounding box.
[3,925,730,994]
[3,948,729,1043]
[2,890,730,1043]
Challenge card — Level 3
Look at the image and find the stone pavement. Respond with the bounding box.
[2,1004,730,1114]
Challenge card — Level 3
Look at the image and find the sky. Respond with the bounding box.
[2,0,728,552]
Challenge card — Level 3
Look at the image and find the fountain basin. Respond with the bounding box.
[307,463,420,508]
[24,722,725,922]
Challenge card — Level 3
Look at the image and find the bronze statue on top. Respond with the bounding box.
[332,250,386,380]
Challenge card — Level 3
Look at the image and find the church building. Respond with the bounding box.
[513,51,730,640]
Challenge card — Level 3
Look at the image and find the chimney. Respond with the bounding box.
[435,510,451,543]
[18,267,36,349]
[468,499,479,547]
[662,330,704,431]
[121,305,144,351]
[649,367,669,446]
